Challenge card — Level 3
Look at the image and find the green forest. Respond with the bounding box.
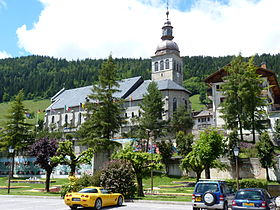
[0,53,280,102]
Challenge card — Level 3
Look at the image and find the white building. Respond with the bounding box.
[44,10,191,140]
[203,63,280,140]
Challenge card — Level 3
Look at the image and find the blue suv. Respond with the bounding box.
[192,179,235,210]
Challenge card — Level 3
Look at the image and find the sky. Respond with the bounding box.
[0,0,280,60]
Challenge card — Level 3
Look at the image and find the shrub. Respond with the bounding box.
[226,179,268,191]
[60,176,81,197]
[60,172,102,197]
[100,160,136,198]
[76,171,102,187]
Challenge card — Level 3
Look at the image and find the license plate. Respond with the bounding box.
[195,196,202,202]
[243,202,254,207]
[72,198,80,201]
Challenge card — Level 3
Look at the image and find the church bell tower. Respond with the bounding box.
[151,7,183,86]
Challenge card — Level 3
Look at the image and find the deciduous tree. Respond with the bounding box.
[113,146,162,197]
[221,55,267,143]
[29,137,59,192]
[52,140,94,176]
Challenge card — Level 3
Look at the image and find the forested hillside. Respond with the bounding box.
[0,54,280,102]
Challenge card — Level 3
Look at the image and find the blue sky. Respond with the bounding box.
[1,0,280,60]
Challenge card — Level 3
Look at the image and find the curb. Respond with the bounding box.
[0,195,192,205]
[125,199,191,205]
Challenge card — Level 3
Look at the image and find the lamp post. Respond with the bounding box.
[7,147,14,194]
[233,146,240,190]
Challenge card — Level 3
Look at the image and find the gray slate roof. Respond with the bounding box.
[194,110,213,118]
[124,79,191,101]
[46,76,142,110]
[46,76,191,110]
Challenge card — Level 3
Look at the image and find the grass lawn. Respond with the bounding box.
[189,94,205,111]
[0,99,50,127]
[0,174,195,202]
[0,177,67,196]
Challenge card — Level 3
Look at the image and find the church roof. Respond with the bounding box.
[125,79,191,101]
[46,76,143,110]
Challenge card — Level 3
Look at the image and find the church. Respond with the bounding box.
[44,10,191,142]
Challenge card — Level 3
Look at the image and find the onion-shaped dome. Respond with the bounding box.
[155,40,180,55]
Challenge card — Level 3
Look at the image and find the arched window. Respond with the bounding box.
[165,59,169,69]
[132,112,135,118]
[51,116,55,123]
[155,62,159,72]
[78,113,82,125]
[173,98,177,112]
[177,63,179,72]
[160,60,164,70]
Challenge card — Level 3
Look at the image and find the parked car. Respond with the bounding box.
[192,179,235,210]
[232,188,276,210]
[64,187,124,210]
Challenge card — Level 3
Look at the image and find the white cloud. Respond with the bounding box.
[16,0,280,60]
[0,50,11,59]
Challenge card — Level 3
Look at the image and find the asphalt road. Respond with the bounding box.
[0,196,192,210]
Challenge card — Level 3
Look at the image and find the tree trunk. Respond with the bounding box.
[196,171,201,183]
[204,165,211,179]
[238,115,244,142]
[251,112,256,144]
[266,167,270,181]
[70,164,76,176]
[136,176,144,197]
[165,164,169,175]
[45,170,52,192]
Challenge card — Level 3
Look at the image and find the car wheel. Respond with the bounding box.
[203,192,216,206]
[193,207,200,210]
[117,196,123,206]
[223,202,228,210]
[94,198,102,210]
[70,205,77,210]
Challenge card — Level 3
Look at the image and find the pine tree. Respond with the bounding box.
[171,105,194,134]
[138,81,164,151]
[0,90,32,151]
[78,55,124,151]
[256,132,275,181]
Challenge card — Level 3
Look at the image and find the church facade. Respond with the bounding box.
[44,11,191,141]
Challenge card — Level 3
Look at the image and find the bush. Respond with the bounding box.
[100,160,136,198]
[60,172,102,197]
[76,171,102,187]
[60,176,81,197]
[226,179,268,191]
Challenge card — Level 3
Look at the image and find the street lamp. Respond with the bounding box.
[8,147,14,194]
[233,146,239,190]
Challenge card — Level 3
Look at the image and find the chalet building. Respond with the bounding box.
[44,10,191,141]
[194,62,280,142]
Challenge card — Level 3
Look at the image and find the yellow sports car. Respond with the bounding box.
[64,187,124,210]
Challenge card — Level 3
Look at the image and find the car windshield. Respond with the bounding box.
[78,188,98,193]
[235,190,262,200]
[195,183,219,193]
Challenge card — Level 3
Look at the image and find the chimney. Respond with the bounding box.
[261,62,267,69]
